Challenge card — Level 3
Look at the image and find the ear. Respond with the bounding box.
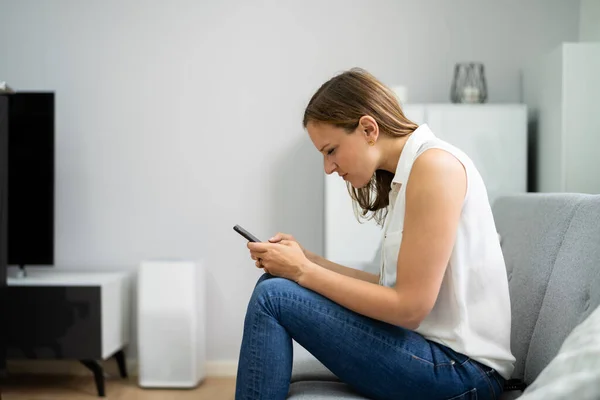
[358,115,379,143]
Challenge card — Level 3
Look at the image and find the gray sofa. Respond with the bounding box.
[288,193,600,399]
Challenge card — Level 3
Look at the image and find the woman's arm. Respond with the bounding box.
[297,149,467,329]
[305,250,380,284]
[267,233,380,284]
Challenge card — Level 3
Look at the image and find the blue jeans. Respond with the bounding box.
[235,274,505,400]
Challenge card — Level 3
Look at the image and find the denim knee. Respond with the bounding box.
[254,272,274,288]
[250,275,296,318]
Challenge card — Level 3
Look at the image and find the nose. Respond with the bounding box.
[324,157,336,175]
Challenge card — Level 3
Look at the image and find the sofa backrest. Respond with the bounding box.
[493,193,600,384]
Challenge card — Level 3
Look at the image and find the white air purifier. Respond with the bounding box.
[137,260,206,388]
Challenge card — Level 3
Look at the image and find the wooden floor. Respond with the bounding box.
[0,375,236,400]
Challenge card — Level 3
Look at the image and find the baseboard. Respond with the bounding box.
[205,360,238,377]
[5,359,239,378]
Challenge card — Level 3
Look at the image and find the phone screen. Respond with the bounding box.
[233,225,261,242]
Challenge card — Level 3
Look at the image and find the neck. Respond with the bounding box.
[378,134,411,174]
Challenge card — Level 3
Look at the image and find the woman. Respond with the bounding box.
[236,68,515,400]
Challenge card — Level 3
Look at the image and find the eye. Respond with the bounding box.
[327,147,336,155]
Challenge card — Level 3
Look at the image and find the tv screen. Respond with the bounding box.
[0,96,8,269]
[7,93,55,267]
[0,96,8,368]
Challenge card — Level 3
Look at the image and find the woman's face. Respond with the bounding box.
[306,117,380,189]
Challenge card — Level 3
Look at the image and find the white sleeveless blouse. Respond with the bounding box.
[379,124,516,379]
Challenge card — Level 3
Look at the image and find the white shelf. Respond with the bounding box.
[7,268,129,287]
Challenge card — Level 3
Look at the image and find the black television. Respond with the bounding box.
[0,95,8,369]
[4,92,55,274]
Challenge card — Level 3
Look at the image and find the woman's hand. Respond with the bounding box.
[248,240,310,283]
[268,232,306,255]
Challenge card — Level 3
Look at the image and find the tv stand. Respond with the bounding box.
[15,265,27,279]
[6,269,131,397]
[80,351,128,397]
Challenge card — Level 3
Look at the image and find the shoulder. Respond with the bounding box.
[408,148,467,195]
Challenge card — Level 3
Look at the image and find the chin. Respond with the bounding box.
[349,177,371,189]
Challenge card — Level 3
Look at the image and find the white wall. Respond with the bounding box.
[580,0,600,41]
[0,0,580,364]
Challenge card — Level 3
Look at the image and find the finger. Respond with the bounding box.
[268,233,283,243]
[248,242,269,252]
[269,232,292,243]
[250,249,268,261]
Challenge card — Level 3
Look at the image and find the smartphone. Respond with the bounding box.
[233,224,262,243]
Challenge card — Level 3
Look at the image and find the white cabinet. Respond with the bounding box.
[424,104,527,204]
[324,104,527,270]
[6,269,131,397]
[6,269,131,361]
[523,42,600,194]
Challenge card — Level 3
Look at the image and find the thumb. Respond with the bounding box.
[269,232,289,243]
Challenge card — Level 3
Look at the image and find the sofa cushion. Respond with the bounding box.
[500,391,524,400]
[519,303,600,400]
[291,341,338,383]
[288,381,369,399]
[523,195,600,383]
[291,356,339,383]
[492,193,583,380]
